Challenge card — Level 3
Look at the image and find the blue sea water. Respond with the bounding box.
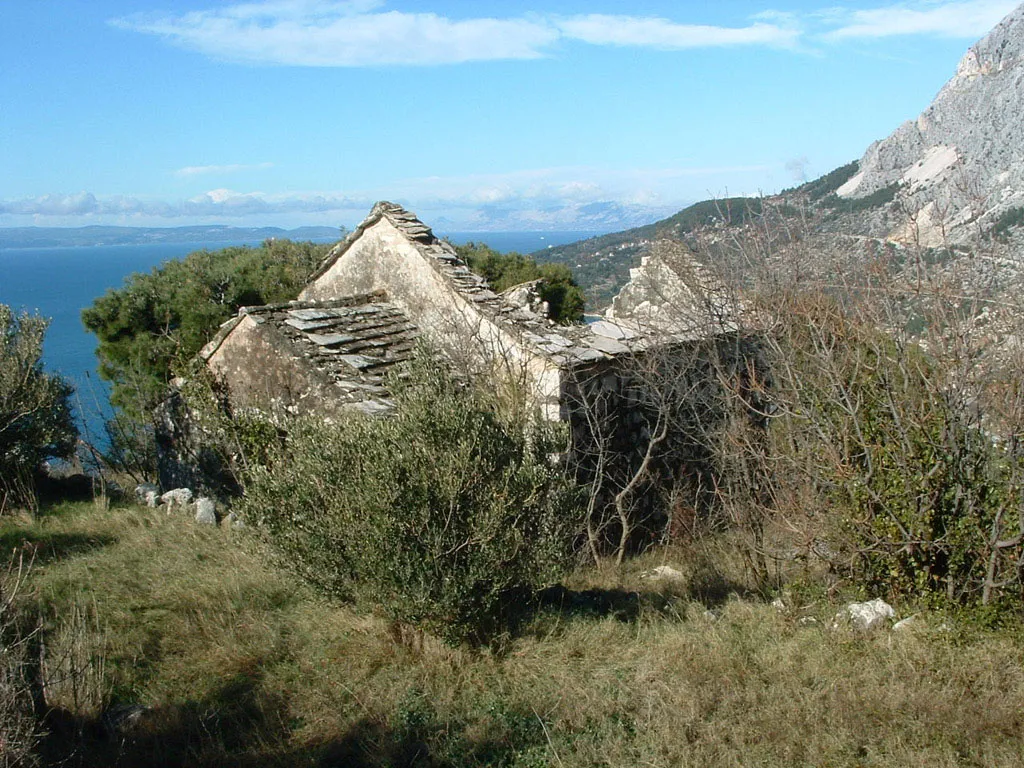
[0,231,587,441]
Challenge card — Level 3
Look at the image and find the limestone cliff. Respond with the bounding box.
[837,2,1024,245]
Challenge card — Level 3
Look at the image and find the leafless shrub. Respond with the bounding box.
[0,553,43,768]
[670,195,1024,605]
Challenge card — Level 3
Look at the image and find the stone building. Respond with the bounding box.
[198,201,699,424]
[162,202,767,546]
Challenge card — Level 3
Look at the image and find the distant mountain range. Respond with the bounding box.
[540,3,1024,308]
[0,224,343,249]
[454,200,678,233]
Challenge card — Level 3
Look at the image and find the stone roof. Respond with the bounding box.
[310,202,712,368]
[202,292,416,415]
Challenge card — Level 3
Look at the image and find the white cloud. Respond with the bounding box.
[112,0,812,66]
[109,0,1023,66]
[174,162,274,177]
[823,0,1020,40]
[0,162,786,228]
[113,2,558,66]
[557,15,800,49]
[0,190,373,220]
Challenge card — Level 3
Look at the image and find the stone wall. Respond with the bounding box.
[562,332,770,551]
[205,314,347,421]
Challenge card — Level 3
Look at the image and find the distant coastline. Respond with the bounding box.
[0,225,608,251]
[0,225,344,250]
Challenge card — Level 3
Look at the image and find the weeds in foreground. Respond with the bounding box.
[2,501,1022,767]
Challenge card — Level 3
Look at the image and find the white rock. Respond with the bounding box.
[144,491,159,508]
[833,598,895,632]
[135,483,159,503]
[194,497,217,525]
[225,511,245,530]
[640,565,685,582]
[798,616,819,626]
[893,614,920,632]
[771,597,787,611]
[161,487,193,512]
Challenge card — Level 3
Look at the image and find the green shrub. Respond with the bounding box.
[241,358,583,646]
[792,160,859,201]
[768,294,1023,606]
[0,305,77,508]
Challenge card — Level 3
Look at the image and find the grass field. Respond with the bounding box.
[4,499,1024,767]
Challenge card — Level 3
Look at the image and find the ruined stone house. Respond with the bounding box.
[160,202,767,543]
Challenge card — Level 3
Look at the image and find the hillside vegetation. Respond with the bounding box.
[454,241,586,323]
[533,197,766,307]
[8,209,1011,763]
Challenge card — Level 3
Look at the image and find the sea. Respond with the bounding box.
[0,231,589,442]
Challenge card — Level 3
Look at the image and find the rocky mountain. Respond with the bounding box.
[541,3,1024,308]
[533,198,764,307]
[836,2,1024,247]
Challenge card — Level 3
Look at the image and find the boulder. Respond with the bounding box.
[893,614,920,632]
[194,497,217,525]
[833,598,895,632]
[135,483,159,506]
[640,565,685,582]
[161,487,193,512]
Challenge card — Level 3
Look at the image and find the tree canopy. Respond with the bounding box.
[82,239,332,420]
[455,242,586,323]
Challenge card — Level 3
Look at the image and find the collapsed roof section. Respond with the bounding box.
[606,239,741,337]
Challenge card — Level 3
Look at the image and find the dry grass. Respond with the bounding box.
[4,500,1024,767]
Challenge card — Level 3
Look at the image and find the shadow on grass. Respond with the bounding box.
[684,570,759,608]
[40,665,549,768]
[317,707,549,768]
[535,585,644,622]
[34,473,103,507]
[0,530,116,566]
[41,664,292,768]
[531,569,757,626]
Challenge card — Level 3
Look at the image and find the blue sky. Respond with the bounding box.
[0,0,1018,231]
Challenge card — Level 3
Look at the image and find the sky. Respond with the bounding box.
[0,0,1019,231]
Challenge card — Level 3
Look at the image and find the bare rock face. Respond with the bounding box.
[838,3,1024,245]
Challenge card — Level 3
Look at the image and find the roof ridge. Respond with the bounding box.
[240,290,389,315]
